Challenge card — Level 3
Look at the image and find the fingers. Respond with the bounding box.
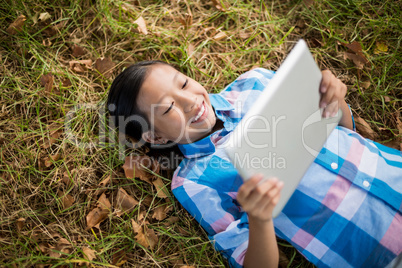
[237,174,283,220]
[319,70,347,118]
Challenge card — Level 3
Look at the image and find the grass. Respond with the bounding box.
[0,0,401,267]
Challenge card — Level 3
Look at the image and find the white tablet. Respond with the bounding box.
[224,39,342,218]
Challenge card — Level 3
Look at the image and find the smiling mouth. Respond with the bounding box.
[191,101,207,123]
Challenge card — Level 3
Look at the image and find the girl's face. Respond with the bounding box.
[137,64,217,144]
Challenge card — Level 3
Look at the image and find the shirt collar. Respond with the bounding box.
[178,94,234,159]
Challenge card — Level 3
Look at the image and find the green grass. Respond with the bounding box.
[0,0,401,267]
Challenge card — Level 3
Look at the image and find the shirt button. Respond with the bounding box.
[331,162,338,170]
[363,180,370,187]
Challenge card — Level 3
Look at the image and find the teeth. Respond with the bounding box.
[193,103,205,122]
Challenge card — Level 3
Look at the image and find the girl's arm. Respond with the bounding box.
[237,174,284,268]
[319,70,354,130]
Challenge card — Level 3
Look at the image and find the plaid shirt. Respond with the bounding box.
[171,68,402,268]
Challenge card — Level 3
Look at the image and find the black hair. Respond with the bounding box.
[107,60,183,170]
[107,60,168,142]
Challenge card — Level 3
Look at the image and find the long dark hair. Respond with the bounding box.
[107,60,183,170]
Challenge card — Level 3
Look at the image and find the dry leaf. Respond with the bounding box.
[98,193,112,210]
[16,218,25,232]
[360,80,371,90]
[58,190,75,209]
[48,238,72,258]
[374,41,388,54]
[39,12,51,22]
[355,116,378,140]
[131,219,141,233]
[152,177,168,198]
[134,16,148,35]
[61,78,72,88]
[69,59,92,73]
[86,207,108,230]
[122,155,160,184]
[384,96,391,102]
[112,249,127,266]
[94,175,111,196]
[86,193,111,230]
[179,13,193,27]
[82,247,96,261]
[131,219,158,249]
[94,57,115,78]
[152,203,172,221]
[214,32,227,41]
[341,41,368,69]
[239,31,251,39]
[71,44,86,57]
[44,152,61,167]
[42,38,52,47]
[211,0,227,11]
[40,73,54,93]
[7,15,26,35]
[115,188,139,216]
[163,216,180,226]
[342,41,363,54]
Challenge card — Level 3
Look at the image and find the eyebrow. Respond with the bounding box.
[156,71,180,108]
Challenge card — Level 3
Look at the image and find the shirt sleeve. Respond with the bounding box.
[172,164,250,267]
[347,104,356,131]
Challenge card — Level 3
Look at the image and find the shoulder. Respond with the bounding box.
[220,68,275,95]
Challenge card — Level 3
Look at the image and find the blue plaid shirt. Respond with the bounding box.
[171,68,402,268]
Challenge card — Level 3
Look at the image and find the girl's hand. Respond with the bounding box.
[237,174,284,223]
[319,70,347,118]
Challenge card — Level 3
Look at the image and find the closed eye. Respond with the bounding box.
[182,79,188,89]
[163,101,174,115]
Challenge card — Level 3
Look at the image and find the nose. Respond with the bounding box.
[175,91,197,113]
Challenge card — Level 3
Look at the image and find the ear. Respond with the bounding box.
[141,130,167,144]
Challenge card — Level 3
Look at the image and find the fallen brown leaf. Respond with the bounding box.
[355,116,378,140]
[122,155,160,184]
[82,246,96,262]
[239,31,251,39]
[69,59,92,73]
[40,73,54,93]
[163,216,180,226]
[42,38,52,47]
[16,218,25,232]
[44,152,61,167]
[86,193,111,230]
[48,238,72,258]
[343,52,367,69]
[152,203,172,221]
[39,12,51,22]
[131,219,158,249]
[112,248,127,266]
[134,16,148,35]
[341,41,368,69]
[152,177,168,198]
[98,193,112,210]
[94,175,111,196]
[71,44,86,57]
[179,13,193,27]
[7,15,26,35]
[211,0,228,11]
[115,188,139,216]
[94,57,115,78]
[58,190,75,209]
[213,31,227,41]
[61,78,72,88]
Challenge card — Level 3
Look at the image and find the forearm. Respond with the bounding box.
[244,216,279,268]
[338,99,354,130]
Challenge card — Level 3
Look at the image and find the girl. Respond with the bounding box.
[107,60,402,268]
